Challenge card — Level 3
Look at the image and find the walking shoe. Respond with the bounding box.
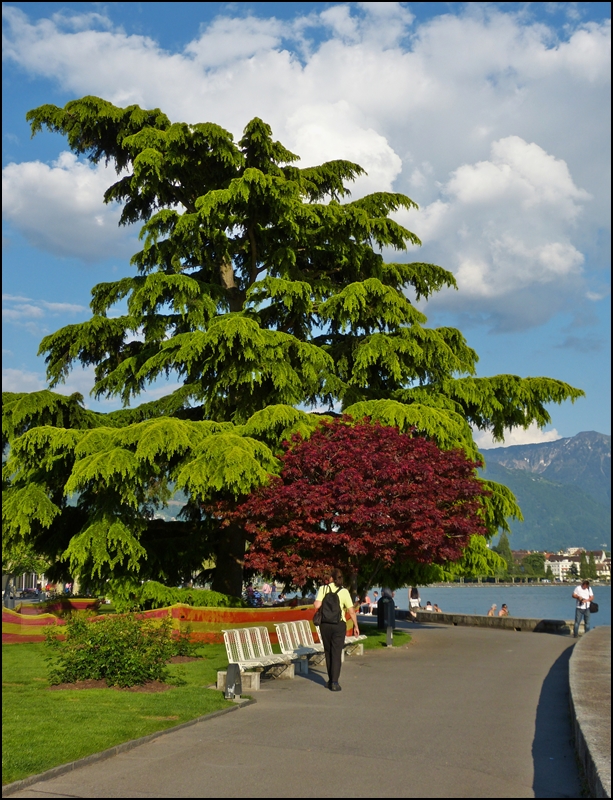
[329,682,342,691]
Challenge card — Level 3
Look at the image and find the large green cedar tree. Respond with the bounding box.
[2,97,584,596]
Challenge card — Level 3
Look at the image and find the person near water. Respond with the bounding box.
[433,604,442,613]
[425,600,433,611]
[498,604,509,617]
[572,580,594,637]
[314,568,358,692]
[409,586,420,610]
[359,594,372,614]
[487,604,497,616]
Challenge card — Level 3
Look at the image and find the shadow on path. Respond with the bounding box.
[532,645,580,798]
[300,667,328,687]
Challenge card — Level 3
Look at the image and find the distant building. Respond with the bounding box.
[595,559,611,581]
[546,555,581,581]
[545,550,610,581]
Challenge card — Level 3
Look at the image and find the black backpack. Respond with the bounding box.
[320,586,342,624]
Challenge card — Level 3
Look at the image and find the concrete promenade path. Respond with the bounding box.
[10,624,581,798]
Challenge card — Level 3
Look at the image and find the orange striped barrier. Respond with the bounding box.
[2,603,324,644]
[14,598,100,616]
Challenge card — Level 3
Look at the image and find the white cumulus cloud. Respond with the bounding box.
[406,136,593,329]
[2,368,46,393]
[474,422,562,450]
[1,3,609,329]
[2,151,136,262]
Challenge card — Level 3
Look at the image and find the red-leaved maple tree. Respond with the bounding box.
[221,420,488,591]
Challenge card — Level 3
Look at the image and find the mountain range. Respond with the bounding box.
[480,431,611,552]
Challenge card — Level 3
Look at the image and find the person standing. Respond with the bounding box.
[572,580,594,637]
[409,586,420,611]
[261,582,272,603]
[313,568,358,692]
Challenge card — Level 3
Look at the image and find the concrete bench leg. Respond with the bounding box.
[217,670,261,692]
[265,663,295,680]
[294,657,309,675]
[345,643,364,657]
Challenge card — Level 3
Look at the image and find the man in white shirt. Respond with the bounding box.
[572,580,594,637]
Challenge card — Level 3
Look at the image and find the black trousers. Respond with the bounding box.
[320,621,346,683]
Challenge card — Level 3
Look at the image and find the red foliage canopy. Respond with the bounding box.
[223,420,488,587]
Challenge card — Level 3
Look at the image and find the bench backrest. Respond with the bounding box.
[223,626,273,663]
[223,628,249,664]
[274,623,295,655]
[275,619,321,652]
[248,626,275,659]
[296,619,317,646]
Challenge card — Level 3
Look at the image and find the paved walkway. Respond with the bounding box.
[9,624,580,798]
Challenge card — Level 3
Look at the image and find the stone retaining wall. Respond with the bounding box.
[569,626,611,799]
[396,608,571,634]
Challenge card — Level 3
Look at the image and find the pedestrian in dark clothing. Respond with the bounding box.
[377,587,396,628]
[314,568,359,692]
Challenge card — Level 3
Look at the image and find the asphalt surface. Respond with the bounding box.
[8,623,580,798]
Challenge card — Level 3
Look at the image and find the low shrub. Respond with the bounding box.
[172,624,199,658]
[44,612,174,687]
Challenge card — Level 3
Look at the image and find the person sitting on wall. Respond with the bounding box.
[359,594,372,614]
[425,601,433,611]
[433,604,442,613]
[498,604,509,617]
[487,604,497,616]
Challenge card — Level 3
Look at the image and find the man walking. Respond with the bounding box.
[572,580,594,637]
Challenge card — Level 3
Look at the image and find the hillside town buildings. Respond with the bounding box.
[544,550,610,581]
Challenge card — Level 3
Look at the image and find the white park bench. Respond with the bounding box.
[315,624,368,657]
[275,620,325,666]
[218,626,304,692]
[276,619,368,660]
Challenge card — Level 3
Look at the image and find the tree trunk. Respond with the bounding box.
[211,524,246,598]
[219,255,243,313]
[349,568,358,602]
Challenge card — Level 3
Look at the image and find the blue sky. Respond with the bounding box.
[2,2,610,445]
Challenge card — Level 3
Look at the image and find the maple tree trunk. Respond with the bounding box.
[349,568,358,602]
[211,523,246,598]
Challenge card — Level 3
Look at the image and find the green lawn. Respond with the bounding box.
[3,628,411,785]
[359,624,411,649]
[2,642,232,786]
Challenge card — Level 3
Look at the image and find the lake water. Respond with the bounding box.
[366,584,611,626]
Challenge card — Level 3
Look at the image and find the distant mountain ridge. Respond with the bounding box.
[480,431,611,552]
[482,431,611,508]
